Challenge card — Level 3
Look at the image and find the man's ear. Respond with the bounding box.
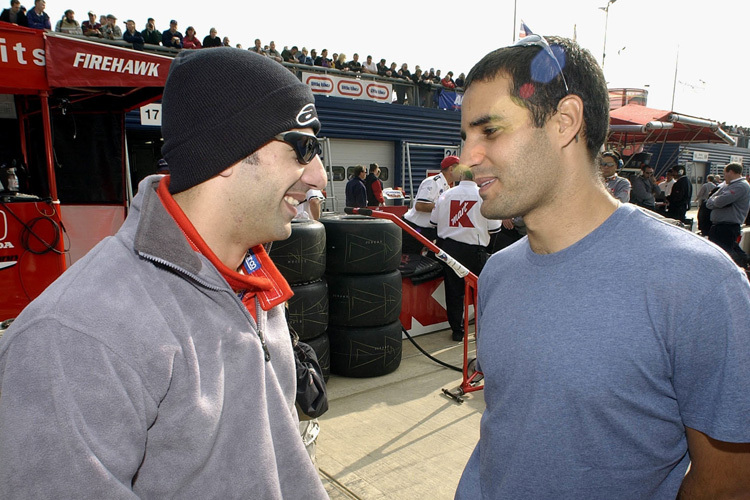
[555,94,584,148]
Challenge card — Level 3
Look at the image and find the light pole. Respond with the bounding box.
[599,0,617,70]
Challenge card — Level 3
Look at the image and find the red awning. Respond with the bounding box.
[1,22,171,94]
[608,104,735,146]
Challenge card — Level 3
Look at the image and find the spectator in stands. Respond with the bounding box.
[421,69,436,108]
[123,19,144,50]
[365,163,385,207]
[348,53,362,72]
[314,49,331,67]
[345,165,368,208]
[249,38,263,54]
[202,27,222,48]
[0,0,28,26]
[396,63,413,105]
[309,49,318,64]
[54,8,81,34]
[433,69,442,84]
[222,36,230,47]
[455,72,465,88]
[235,43,242,49]
[182,26,201,49]
[441,71,456,89]
[101,14,122,40]
[630,164,660,211]
[334,53,349,71]
[140,18,160,45]
[376,58,389,76]
[162,19,183,49]
[281,45,299,63]
[362,54,377,74]
[26,0,50,30]
[81,11,102,37]
[265,41,282,62]
[297,47,313,65]
[388,62,399,77]
[99,14,107,26]
[331,53,338,65]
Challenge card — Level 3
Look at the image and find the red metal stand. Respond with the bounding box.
[343,207,483,403]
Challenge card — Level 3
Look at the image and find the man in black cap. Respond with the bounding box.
[0,48,328,498]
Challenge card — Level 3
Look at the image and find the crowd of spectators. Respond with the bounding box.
[1,1,465,106]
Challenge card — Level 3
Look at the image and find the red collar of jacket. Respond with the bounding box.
[156,176,292,314]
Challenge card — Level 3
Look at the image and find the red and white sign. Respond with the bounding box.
[46,33,171,88]
[0,24,171,92]
[303,71,391,102]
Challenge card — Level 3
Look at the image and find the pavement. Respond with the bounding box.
[317,330,482,500]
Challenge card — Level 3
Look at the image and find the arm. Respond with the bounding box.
[308,197,321,220]
[372,180,385,205]
[0,322,153,496]
[706,183,744,209]
[677,428,750,499]
[415,201,435,213]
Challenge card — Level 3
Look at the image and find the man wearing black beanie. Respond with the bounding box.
[0,48,329,498]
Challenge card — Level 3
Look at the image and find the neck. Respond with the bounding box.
[172,187,246,271]
[525,160,618,255]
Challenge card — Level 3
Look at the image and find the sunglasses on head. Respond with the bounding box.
[512,34,570,94]
[274,131,321,165]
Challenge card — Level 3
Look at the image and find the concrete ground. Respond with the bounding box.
[316,330,482,500]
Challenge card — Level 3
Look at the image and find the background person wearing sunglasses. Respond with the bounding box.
[456,35,750,499]
[0,48,329,498]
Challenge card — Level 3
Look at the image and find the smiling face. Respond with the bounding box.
[460,75,561,221]
[226,127,326,247]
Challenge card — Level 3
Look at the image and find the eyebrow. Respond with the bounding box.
[460,114,505,140]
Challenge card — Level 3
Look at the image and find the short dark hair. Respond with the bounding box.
[11,0,20,6]
[353,165,365,177]
[640,164,653,171]
[725,162,743,175]
[369,163,379,173]
[465,36,609,161]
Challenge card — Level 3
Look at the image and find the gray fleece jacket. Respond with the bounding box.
[0,176,328,499]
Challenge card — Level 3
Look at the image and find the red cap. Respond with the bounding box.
[441,155,460,170]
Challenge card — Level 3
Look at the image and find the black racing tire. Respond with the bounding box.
[288,280,329,341]
[268,219,326,284]
[320,215,402,275]
[326,270,402,328]
[305,332,330,382]
[328,321,403,378]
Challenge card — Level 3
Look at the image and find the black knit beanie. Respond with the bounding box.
[162,48,320,194]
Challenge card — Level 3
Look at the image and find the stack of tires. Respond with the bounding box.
[320,214,403,378]
[268,219,330,380]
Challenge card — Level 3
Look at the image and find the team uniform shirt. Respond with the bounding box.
[456,204,750,499]
[604,174,631,203]
[294,189,325,220]
[429,181,500,247]
[404,172,451,228]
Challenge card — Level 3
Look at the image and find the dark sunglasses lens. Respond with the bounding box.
[298,136,319,164]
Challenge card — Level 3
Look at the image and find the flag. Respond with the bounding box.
[519,20,533,39]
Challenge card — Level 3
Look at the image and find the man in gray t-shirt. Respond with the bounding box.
[706,162,750,267]
[456,36,750,499]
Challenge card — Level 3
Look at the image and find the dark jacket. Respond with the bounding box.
[0,8,27,26]
[345,177,367,208]
[162,29,183,48]
[123,29,144,50]
[141,28,161,45]
[365,173,384,206]
[202,35,223,48]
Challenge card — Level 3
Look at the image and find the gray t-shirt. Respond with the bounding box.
[456,204,750,499]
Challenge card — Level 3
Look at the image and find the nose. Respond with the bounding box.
[460,137,485,168]
[302,155,327,190]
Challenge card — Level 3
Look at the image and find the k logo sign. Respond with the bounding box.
[295,103,318,128]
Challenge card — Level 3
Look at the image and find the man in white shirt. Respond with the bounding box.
[430,165,500,341]
[402,155,457,252]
